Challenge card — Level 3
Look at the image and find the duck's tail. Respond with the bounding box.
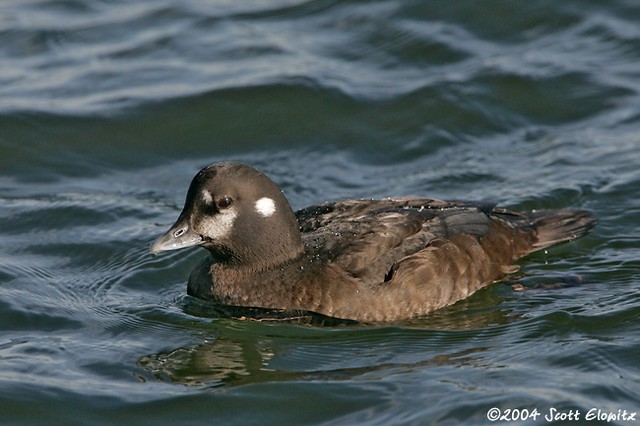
[528,209,597,251]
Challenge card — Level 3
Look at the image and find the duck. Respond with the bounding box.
[150,162,596,322]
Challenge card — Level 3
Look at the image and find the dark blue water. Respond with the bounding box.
[1,1,639,425]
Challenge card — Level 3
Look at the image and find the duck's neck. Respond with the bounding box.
[204,251,311,308]
[206,232,305,272]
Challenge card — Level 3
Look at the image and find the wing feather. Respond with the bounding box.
[296,198,500,286]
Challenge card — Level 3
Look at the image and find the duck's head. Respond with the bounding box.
[150,162,304,268]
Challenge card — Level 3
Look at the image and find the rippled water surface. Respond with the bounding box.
[1,1,639,425]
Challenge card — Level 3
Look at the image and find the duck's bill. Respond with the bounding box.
[149,221,203,254]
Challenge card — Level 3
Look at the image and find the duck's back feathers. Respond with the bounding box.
[295,198,596,320]
[297,198,508,285]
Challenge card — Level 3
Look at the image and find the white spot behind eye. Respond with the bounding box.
[255,197,276,217]
[202,190,213,204]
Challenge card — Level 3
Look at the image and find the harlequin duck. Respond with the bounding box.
[150,162,596,322]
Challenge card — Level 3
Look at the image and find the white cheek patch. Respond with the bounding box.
[198,207,238,239]
[201,190,213,204]
[255,197,276,217]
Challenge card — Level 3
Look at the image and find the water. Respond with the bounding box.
[1,1,639,424]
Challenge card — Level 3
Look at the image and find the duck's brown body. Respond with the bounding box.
[151,163,596,322]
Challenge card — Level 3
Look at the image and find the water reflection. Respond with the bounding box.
[139,337,260,387]
[138,333,492,388]
[137,289,524,388]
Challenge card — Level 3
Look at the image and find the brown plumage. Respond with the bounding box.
[151,162,596,322]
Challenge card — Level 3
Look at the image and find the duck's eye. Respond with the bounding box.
[216,196,233,210]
